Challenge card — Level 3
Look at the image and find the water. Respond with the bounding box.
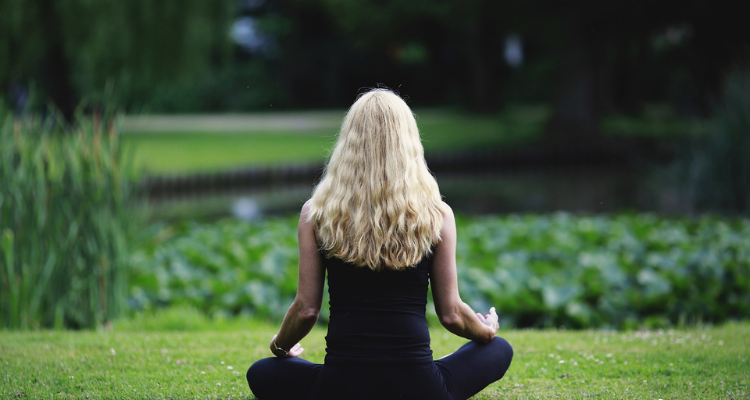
[144,165,684,221]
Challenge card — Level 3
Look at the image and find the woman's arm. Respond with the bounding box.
[430,204,498,344]
[270,200,325,356]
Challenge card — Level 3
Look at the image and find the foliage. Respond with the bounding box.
[129,213,750,329]
[2,319,749,399]
[0,0,234,113]
[0,108,140,329]
[129,216,304,321]
[682,71,750,213]
[454,213,750,329]
[144,62,289,113]
[3,0,747,121]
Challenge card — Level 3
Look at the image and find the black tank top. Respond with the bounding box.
[323,252,434,365]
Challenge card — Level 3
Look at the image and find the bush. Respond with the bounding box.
[143,62,289,113]
[0,109,140,329]
[130,213,750,329]
[128,217,305,321]
[454,213,750,328]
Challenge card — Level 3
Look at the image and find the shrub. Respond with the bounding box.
[128,217,304,321]
[453,213,750,328]
[129,213,750,329]
[0,108,140,329]
[143,62,289,112]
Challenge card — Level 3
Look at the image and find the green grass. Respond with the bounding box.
[2,309,748,399]
[602,116,713,138]
[120,105,714,174]
[123,129,338,173]
[120,107,547,173]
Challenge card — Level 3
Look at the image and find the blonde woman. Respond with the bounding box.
[246,89,513,400]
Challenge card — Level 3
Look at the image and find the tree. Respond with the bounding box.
[0,0,234,118]
[304,0,521,111]
[542,1,750,142]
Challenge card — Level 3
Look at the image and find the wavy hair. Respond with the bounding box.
[308,89,447,271]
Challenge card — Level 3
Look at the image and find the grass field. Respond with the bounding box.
[120,107,548,173]
[2,310,748,399]
[120,106,710,174]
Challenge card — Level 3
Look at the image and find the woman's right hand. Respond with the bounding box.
[270,334,305,358]
[476,307,500,336]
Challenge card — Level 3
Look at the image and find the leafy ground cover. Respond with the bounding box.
[1,311,748,399]
[130,213,750,329]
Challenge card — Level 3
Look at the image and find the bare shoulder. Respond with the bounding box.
[440,201,454,218]
[440,201,455,227]
[299,199,315,228]
[301,199,313,215]
[437,201,456,243]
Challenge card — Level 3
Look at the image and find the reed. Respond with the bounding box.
[0,107,140,329]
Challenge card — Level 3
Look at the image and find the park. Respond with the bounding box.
[2,1,750,399]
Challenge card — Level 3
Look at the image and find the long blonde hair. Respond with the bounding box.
[308,89,447,271]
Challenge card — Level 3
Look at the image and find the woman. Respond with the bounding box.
[246,89,513,400]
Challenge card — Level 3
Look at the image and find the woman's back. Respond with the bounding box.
[246,89,512,400]
[323,254,434,365]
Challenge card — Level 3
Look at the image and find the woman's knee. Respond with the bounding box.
[489,337,514,364]
[246,358,275,395]
[491,336,513,353]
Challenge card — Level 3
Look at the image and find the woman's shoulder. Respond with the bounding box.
[440,201,453,216]
[437,201,456,242]
[301,198,321,222]
[301,198,313,215]
[299,199,316,232]
[439,201,455,226]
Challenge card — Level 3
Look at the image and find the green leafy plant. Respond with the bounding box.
[0,108,140,329]
[454,213,750,328]
[128,217,305,321]
[130,213,750,329]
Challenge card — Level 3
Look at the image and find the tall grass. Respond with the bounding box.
[0,107,140,329]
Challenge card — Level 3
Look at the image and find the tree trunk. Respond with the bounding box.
[547,14,600,142]
[38,0,77,122]
[462,2,507,113]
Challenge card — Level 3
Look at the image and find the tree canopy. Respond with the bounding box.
[1,0,748,128]
[0,0,233,119]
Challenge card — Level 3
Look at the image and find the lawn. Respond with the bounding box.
[120,105,710,174]
[119,107,548,173]
[2,313,748,399]
[122,129,339,173]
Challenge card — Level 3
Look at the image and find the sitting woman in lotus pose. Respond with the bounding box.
[246,89,513,400]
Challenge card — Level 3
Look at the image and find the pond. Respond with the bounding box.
[144,165,685,221]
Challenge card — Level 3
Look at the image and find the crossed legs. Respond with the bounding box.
[247,337,513,400]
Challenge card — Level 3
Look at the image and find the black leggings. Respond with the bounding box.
[246,337,513,400]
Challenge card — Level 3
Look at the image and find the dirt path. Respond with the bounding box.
[120,111,345,133]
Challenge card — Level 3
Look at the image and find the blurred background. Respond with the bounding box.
[2,0,749,217]
[1,0,749,330]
